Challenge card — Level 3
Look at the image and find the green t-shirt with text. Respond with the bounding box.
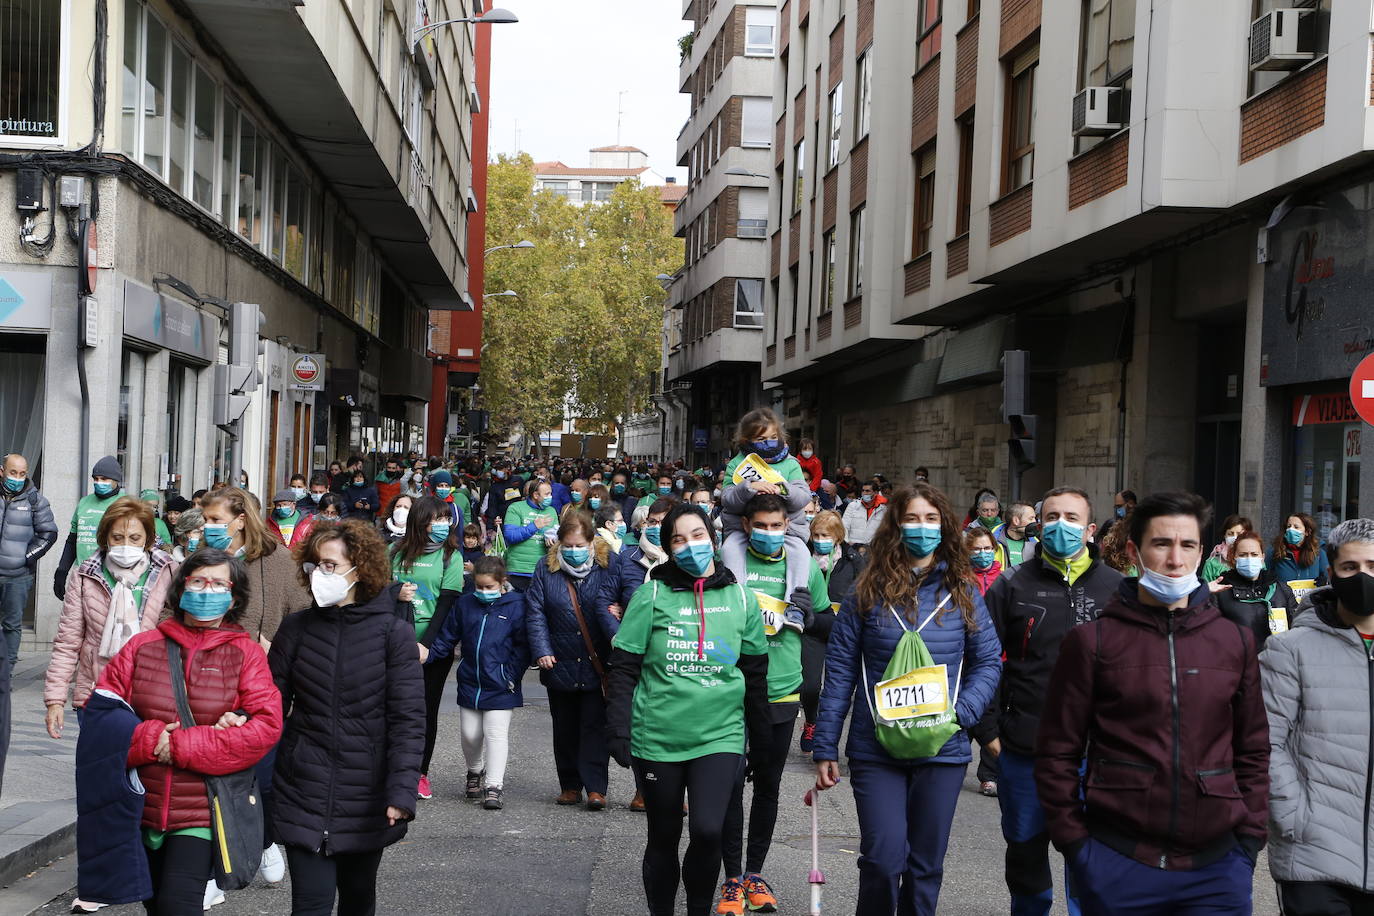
[613,579,768,762]
[72,493,118,565]
[504,499,558,576]
[744,548,830,702]
[391,548,463,639]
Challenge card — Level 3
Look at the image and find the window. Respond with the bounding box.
[1003,45,1037,193]
[285,167,306,280]
[827,83,843,168]
[793,139,805,213]
[820,230,836,313]
[968,0,980,14]
[745,8,776,57]
[742,97,772,147]
[1248,0,1329,96]
[738,188,767,237]
[789,266,800,335]
[168,45,190,193]
[955,115,974,234]
[307,186,324,292]
[237,117,262,244]
[1,0,63,139]
[855,52,872,141]
[270,146,286,264]
[912,146,936,257]
[1079,0,1135,89]
[918,0,942,68]
[581,181,616,202]
[142,14,167,176]
[847,207,865,299]
[121,1,140,155]
[734,279,764,327]
[191,65,217,212]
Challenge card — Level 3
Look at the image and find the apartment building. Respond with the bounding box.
[658,0,776,466]
[0,0,480,643]
[765,0,1369,537]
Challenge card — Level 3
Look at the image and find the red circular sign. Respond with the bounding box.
[292,355,321,384]
[1351,353,1374,426]
[85,221,98,295]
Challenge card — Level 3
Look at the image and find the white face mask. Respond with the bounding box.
[393,506,410,526]
[801,450,813,458]
[107,544,146,568]
[310,566,356,607]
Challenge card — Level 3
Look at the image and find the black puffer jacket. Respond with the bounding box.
[1216,566,1298,650]
[267,583,425,855]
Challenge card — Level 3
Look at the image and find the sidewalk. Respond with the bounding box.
[0,654,78,890]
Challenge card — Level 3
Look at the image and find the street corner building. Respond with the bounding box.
[0,0,492,648]
[655,0,1371,540]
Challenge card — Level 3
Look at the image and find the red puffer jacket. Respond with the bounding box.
[95,618,282,831]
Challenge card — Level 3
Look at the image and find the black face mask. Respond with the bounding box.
[1024,522,1043,540]
[1331,571,1374,618]
[387,470,402,480]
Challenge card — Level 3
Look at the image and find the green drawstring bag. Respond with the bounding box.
[862,596,964,760]
[487,526,507,558]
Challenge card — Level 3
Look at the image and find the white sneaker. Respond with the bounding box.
[203,880,225,910]
[260,843,286,884]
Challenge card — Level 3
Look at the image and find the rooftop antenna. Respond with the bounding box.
[617,90,628,147]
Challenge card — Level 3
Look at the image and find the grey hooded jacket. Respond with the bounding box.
[0,482,58,577]
[1260,586,1374,888]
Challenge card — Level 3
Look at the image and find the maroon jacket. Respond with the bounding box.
[1034,580,1269,871]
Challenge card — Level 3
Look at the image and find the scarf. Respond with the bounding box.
[98,551,150,660]
[559,553,595,579]
[639,538,668,566]
[386,517,407,537]
[597,529,623,553]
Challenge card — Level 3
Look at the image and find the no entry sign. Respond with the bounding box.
[1352,353,1374,426]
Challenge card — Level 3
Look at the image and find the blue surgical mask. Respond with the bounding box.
[186,537,200,553]
[1114,505,1126,519]
[93,481,117,497]
[861,493,875,504]
[291,486,307,500]
[571,491,584,503]
[180,589,232,621]
[971,548,996,570]
[310,491,324,503]
[613,483,626,495]
[658,486,672,495]
[589,497,602,510]
[901,523,942,558]
[429,523,451,544]
[560,546,590,566]
[1285,527,1305,546]
[273,506,295,520]
[1139,565,1200,604]
[1235,556,1265,579]
[812,537,834,555]
[749,529,785,556]
[436,486,452,498]
[475,588,502,604]
[673,540,715,577]
[643,524,662,546]
[203,524,232,550]
[804,513,815,523]
[1041,520,1086,559]
[614,522,627,538]
[3,476,22,493]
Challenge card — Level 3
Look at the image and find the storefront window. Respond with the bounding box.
[0,336,46,471]
[1289,392,1361,539]
[0,0,64,139]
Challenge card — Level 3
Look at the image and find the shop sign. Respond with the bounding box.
[0,269,53,329]
[122,281,216,363]
[1262,185,1374,387]
[288,353,325,391]
[693,428,708,449]
[1291,392,1359,426]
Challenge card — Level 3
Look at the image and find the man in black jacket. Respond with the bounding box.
[984,486,1122,916]
[0,453,57,667]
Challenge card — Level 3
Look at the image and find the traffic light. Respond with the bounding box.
[213,302,264,428]
[1001,349,1029,422]
[1009,414,1038,471]
[213,364,252,426]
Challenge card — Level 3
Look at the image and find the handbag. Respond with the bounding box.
[565,578,608,700]
[164,639,263,891]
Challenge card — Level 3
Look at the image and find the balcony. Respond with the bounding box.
[668,326,763,380]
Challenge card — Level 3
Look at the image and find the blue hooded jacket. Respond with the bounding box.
[428,590,531,710]
[525,558,621,693]
[75,690,152,905]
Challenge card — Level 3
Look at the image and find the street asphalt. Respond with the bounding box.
[29,672,1283,915]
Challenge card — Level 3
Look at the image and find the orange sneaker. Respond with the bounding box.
[741,874,777,912]
[715,877,745,916]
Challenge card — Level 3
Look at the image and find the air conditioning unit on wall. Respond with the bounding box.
[1250,9,1318,71]
[1071,86,1127,137]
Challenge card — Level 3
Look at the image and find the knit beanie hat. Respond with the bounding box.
[429,469,453,487]
[92,455,124,483]
[166,496,192,513]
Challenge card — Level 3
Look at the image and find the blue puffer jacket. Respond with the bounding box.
[525,557,620,693]
[428,590,530,710]
[75,689,152,905]
[813,564,1003,766]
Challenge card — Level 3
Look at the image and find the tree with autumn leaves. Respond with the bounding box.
[480,153,681,453]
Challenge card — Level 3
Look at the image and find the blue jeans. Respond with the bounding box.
[1072,840,1253,915]
[0,573,34,668]
[999,749,1081,916]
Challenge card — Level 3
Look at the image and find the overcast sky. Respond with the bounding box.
[488,0,690,182]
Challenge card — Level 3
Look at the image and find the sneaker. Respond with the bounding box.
[980,780,999,798]
[715,877,745,916]
[483,786,504,810]
[71,901,108,914]
[203,880,225,910]
[799,722,816,753]
[465,770,486,799]
[259,843,285,884]
[417,774,432,800]
[741,874,777,912]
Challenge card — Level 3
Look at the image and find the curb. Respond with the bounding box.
[0,809,76,890]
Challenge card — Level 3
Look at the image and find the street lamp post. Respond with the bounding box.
[414,7,519,42]
[485,240,536,255]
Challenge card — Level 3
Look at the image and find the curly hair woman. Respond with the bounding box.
[811,483,1002,915]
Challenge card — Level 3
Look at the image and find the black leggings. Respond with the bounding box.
[632,753,741,916]
[142,834,212,916]
[285,844,385,916]
[800,635,825,725]
[421,653,454,774]
[722,715,797,878]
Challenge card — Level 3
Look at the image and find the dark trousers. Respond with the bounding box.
[999,749,1080,916]
[508,573,532,592]
[1073,840,1253,915]
[849,758,966,916]
[255,741,278,848]
[1281,881,1374,916]
[421,653,454,774]
[142,834,212,916]
[547,688,609,795]
[976,743,998,785]
[285,844,385,916]
[0,573,32,668]
[722,714,797,877]
[633,753,741,916]
[800,634,825,725]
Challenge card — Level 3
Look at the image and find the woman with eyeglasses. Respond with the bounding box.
[87,549,281,914]
[268,521,425,915]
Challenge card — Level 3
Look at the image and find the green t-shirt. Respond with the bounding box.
[274,510,301,545]
[723,452,807,492]
[72,493,117,565]
[632,475,654,495]
[1002,536,1027,567]
[504,500,558,576]
[744,548,830,702]
[1201,555,1231,582]
[612,579,768,762]
[154,518,172,548]
[391,548,463,639]
[101,566,151,608]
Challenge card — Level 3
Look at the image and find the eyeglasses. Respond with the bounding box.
[185,576,232,592]
[302,560,351,575]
